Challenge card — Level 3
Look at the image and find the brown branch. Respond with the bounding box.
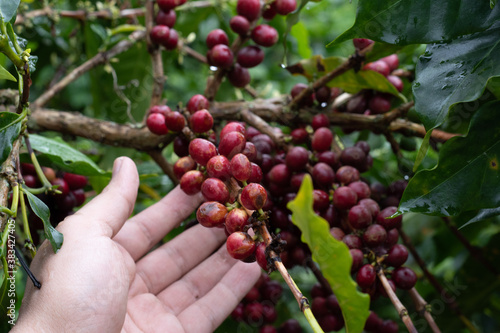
[0,138,22,231]
[240,109,285,148]
[408,288,441,333]
[147,150,178,185]
[32,29,146,108]
[145,0,165,114]
[376,267,418,333]
[179,42,207,64]
[441,217,499,276]
[306,258,333,296]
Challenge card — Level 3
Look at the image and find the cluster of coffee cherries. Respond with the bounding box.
[204,0,297,88]
[149,0,182,50]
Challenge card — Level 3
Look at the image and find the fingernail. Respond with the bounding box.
[113,157,124,176]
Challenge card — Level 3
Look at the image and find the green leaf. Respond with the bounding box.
[287,175,370,333]
[291,21,312,60]
[413,130,431,172]
[331,0,500,46]
[0,0,20,23]
[28,134,107,176]
[23,188,63,253]
[399,101,500,216]
[0,112,22,165]
[0,64,16,81]
[287,55,404,99]
[460,207,500,229]
[491,0,497,9]
[413,21,500,130]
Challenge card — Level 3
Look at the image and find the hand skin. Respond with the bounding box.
[11,157,261,333]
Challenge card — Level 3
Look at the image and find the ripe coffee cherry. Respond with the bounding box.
[353,38,374,50]
[340,146,366,169]
[311,296,328,317]
[180,170,204,195]
[359,198,380,218]
[187,94,209,113]
[311,127,333,152]
[363,224,387,247]
[260,326,277,333]
[162,28,179,50]
[157,0,186,10]
[237,46,264,68]
[156,9,176,27]
[72,189,86,206]
[248,163,264,183]
[380,54,399,71]
[150,25,170,45]
[364,311,383,331]
[291,83,314,106]
[343,234,363,249]
[231,153,252,182]
[164,111,185,132]
[318,314,344,332]
[197,201,228,228]
[315,86,332,104]
[201,178,229,203]
[262,3,277,20]
[350,248,364,272]
[355,141,370,154]
[189,109,213,133]
[262,303,278,323]
[268,164,291,185]
[369,94,392,114]
[312,114,330,130]
[348,181,371,200]
[330,227,345,241]
[290,128,308,144]
[387,75,404,92]
[385,228,400,248]
[146,113,168,135]
[380,320,399,333]
[333,186,358,210]
[392,266,417,290]
[220,122,246,139]
[274,0,297,15]
[242,142,258,162]
[51,178,70,196]
[227,231,256,260]
[23,174,38,188]
[236,0,261,21]
[228,64,251,88]
[357,264,376,288]
[255,242,268,270]
[317,151,338,169]
[363,60,390,77]
[210,44,234,68]
[386,244,409,267]
[326,294,341,315]
[278,319,302,333]
[188,138,217,166]
[219,131,246,158]
[346,93,367,114]
[206,29,229,49]
[313,189,330,211]
[261,280,283,302]
[206,155,231,179]
[225,208,250,234]
[149,104,171,115]
[285,146,309,171]
[348,205,372,229]
[230,15,250,35]
[312,162,335,187]
[173,156,197,179]
[322,204,339,227]
[173,135,190,157]
[63,173,87,190]
[376,206,402,230]
[241,183,267,210]
[251,24,278,47]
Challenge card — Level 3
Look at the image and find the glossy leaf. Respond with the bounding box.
[291,21,312,60]
[28,134,107,176]
[331,0,500,46]
[23,188,63,253]
[0,0,20,23]
[460,207,500,229]
[287,55,403,98]
[288,174,370,333]
[413,21,500,130]
[399,101,500,216]
[0,112,22,165]
[0,65,16,82]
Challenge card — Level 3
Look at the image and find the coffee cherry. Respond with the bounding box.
[164,111,185,132]
[210,44,234,68]
[380,320,399,333]
[23,174,38,188]
[230,15,250,35]
[231,153,252,182]
[197,201,228,227]
[340,147,366,169]
[364,311,383,331]
[162,28,179,50]
[157,0,186,11]
[187,94,210,113]
[173,156,197,179]
[201,178,229,203]
[251,24,278,47]
[278,319,302,333]
[329,227,345,241]
[231,303,245,322]
[242,142,258,162]
[353,38,374,50]
[241,183,267,210]
[188,138,217,166]
[311,127,333,152]
[333,186,358,210]
[386,244,408,267]
[156,9,176,27]
[149,105,171,115]
[228,64,251,88]
[146,113,168,135]
[236,0,261,21]
[274,0,297,15]
[363,60,390,77]
[318,314,344,332]
[72,189,86,206]
[219,131,246,158]
[237,46,265,68]
[311,114,330,130]
[380,54,399,71]
[311,296,328,317]
[285,146,309,171]
[350,248,364,272]
[392,266,417,290]
[261,280,283,303]
[348,181,371,200]
[387,75,404,92]
[173,135,190,157]
[248,163,264,183]
[227,231,256,260]
[268,164,291,185]
[357,264,376,288]
[376,206,402,230]
[343,234,362,249]
[313,189,330,211]
[312,162,335,187]
[206,155,231,179]
[359,198,380,218]
[384,228,399,248]
[63,173,87,190]
[291,83,314,106]
[255,242,268,270]
[346,93,367,114]
[180,170,204,195]
[225,208,250,234]
[314,86,332,104]
[363,224,387,247]
[189,109,213,133]
[260,326,277,333]
[369,94,392,114]
[150,25,170,45]
[206,29,229,49]
[348,205,372,229]
[317,151,338,169]
[51,178,70,196]
[290,128,308,144]
[262,3,277,20]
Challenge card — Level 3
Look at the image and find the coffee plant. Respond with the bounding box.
[1,0,500,332]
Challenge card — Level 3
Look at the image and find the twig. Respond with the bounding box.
[145,0,165,115]
[240,109,286,149]
[398,229,479,333]
[441,217,499,276]
[0,139,22,231]
[408,288,441,333]
[32,29,146,108]
[15,8,146,25]
[147,150,178,185]
[376,267,417,333]
[179,42,207,63]
[109,64,136,124]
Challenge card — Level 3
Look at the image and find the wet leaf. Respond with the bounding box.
[0,112,22,165]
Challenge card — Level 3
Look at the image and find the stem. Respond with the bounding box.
[9,184,19,216]
[376,267,417,333]
[408,288,441,333]
[26,139,52,189]
[19,190,36,257]
[306,258,333,295]
[147,150,179,185]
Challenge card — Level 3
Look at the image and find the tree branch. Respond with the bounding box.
[408,288,441,333]
[147,150,178,185]
[145,0,165,114]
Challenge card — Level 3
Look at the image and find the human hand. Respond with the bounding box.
[12,157,261,333]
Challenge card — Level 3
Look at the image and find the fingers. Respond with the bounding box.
[113,186,204,261]
[62,157,139,238]
[129,224,227,296]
